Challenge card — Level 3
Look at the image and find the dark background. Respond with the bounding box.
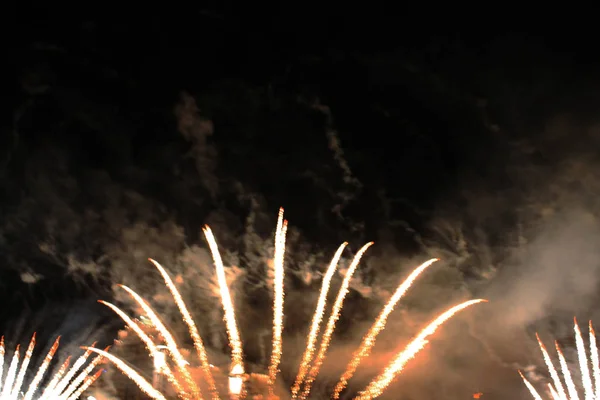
[3,7,600,400]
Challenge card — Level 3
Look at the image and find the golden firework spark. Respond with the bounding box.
[203,226,245,372]
[97,300,187,397]
[119,284,201,398]
[522,319,600,400]
[65,369,103,400]
[94,208,485,399]
[290,242,347,398]
[268,208,288,395]
[85,347,166,400]
[48,342,97,399]
[0,334,103,400]
[149,259,219,399]
[332,258,438,399]
[299,242,374,400]
[354,299,487,400]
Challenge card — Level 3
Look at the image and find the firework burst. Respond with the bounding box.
[92,208,485,399]
[521,318,600,400]
[0,334,105,400]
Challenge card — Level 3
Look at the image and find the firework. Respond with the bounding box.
[290,242,347,398]
[149,259,218,399]
[298,242,374,400]
[0,334,104,400]
[119,284,201,398]
[521,318,600,400]
[203,226,244,372]
[331,258,439,399]
[268,208,288,395]
[535,333,567,400]
[93,208,485,399]
[86,348,166,400]
[354,299,487,400]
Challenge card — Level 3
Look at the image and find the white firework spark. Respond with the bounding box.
[521,319,600,400]
[0,334,104,400]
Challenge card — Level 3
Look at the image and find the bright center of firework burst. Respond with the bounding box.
[91,207,486,400]
[228,364,245,396]
[153,348,168,372]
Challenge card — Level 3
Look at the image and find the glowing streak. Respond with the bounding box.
[0,337,4,393]
[22,337,60,400]
[536,333,567,400]
[355,299,486,400]
[48,341,96,399]
[519,371,543,400]
[98,301,185,397]
[589,321,600,400]
[332,258,438,399]
[1,345,20,400]
[40,356,71,400]
[574,318,594,400]
[548,384,561,400]
[97,208,484,400]
[66,369,103,400]
[149,259,219,400]
[86,347,167,400]
[119,285,202,399]
[59,350,108,400]
[203,226,244,371]
[290,242,347,398]
[556,342,579,400]
[100,301,158,353]
[525,319,600,400]
[268,208,288,394]
[10,334,36,399]
[300,242,374,400]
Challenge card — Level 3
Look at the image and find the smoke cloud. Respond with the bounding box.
[3,64,600,399]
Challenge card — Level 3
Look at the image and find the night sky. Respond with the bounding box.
[3,8,600,400]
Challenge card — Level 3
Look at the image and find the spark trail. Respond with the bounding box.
[0,334,102,400]
[93,208,485,399]
[354,299,487,400]
[522,319,600,400]
[119,284,201,398]
[332,258,438,399]
[574,318,594,400]
[268,208,288,395]
[290,242,347,398]
[203,226,244,372]
[149,259,218,399]
[299,242,374,400]
[86,347,167,400]
[535,333,567,400]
